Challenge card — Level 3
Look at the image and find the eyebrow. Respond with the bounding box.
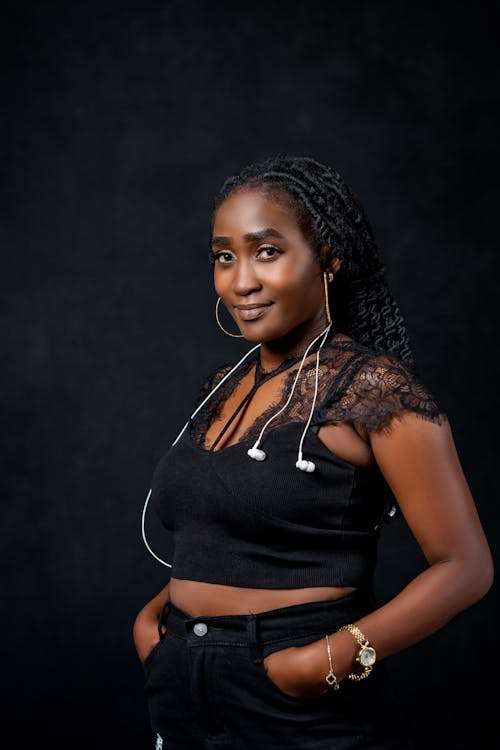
[211,228,286,248]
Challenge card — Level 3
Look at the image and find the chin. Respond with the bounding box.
[239,330,263,343]
[240,324,289,344]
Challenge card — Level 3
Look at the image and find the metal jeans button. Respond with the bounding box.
[193,622,208,636]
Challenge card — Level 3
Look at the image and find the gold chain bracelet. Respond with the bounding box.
[324,634,340,690]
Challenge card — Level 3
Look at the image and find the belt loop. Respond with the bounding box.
[157,598,169,640]
[246,613,262,665]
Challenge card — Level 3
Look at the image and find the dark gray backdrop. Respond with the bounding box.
[2,2,498,748]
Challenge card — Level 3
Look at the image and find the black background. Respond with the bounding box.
[2,2,499,748]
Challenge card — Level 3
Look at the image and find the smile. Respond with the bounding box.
[234,304,272,321]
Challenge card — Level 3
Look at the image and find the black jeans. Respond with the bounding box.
[143,588,415,749]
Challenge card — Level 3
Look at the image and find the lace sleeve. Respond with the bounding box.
[193,362,233,411]
[318,352,448,439]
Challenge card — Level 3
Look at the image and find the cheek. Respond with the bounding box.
[268,263,319,301]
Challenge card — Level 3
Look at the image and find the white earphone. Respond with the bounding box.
[141,324,331,566]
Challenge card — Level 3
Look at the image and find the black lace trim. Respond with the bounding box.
[315,351,448,438]
[190,339,448,450]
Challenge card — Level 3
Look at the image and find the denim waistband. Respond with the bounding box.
[163,587,375,663]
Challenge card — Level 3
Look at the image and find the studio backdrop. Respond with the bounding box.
[2,2,498,748]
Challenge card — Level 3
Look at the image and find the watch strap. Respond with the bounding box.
[338,623,376,681]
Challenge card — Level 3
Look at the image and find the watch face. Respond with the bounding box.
[359,646,376,667]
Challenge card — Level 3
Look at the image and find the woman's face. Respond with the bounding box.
[211,189,334,345]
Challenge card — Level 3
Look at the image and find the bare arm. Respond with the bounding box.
[133,583,170,663]
[347,415,493,655]
[266,414,494,697]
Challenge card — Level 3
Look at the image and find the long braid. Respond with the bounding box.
[211,154,417,371]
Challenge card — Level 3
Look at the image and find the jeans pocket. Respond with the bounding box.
[255,632,332,704]
[142,639,163,676]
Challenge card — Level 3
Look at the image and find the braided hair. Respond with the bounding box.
[210,153,416,371]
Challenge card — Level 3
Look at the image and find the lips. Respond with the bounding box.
[234,303,272,321]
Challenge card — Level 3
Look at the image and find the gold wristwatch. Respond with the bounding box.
[339,623,377,681]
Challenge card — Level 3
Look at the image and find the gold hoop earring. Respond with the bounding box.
[323,272,332,325]
[215,297,244,338]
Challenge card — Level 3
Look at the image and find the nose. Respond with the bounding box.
[232,257,261,296]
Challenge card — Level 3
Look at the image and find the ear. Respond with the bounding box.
[320,244,342,277]
[329,256,342,276]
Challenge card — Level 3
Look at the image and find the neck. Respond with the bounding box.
[258,319,333,372]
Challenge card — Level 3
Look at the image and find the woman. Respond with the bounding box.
[133,155,493,749]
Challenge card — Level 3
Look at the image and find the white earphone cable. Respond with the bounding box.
[142,342,261,566]
[296,323,331,471]
[248,322,332,462]
[141,488,172,567]
[170,343,261,447]
[142,323,332,566]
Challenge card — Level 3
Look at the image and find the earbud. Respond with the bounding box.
[247,446,267,461]
[244,323,331,475]
[296,458,316,473]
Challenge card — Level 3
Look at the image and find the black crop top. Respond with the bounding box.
[149,332,447,589]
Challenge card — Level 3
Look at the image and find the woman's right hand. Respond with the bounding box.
[133,613,161,664]
[133,583,170,664]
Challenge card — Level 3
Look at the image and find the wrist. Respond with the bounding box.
[298,636,342,691]
[338,623,378,681]
[297,631,356,690]
[334,628,360,679]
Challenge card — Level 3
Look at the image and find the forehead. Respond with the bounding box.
[213,189,298,233]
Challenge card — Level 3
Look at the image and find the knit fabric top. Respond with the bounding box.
[149,330,447,588]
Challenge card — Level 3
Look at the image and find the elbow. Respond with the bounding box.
[477,557,494,600]
[466,551,494,605]
[434,548,495,609]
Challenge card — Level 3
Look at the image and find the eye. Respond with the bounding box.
[256,245,283,260]
[209,250,234,265]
